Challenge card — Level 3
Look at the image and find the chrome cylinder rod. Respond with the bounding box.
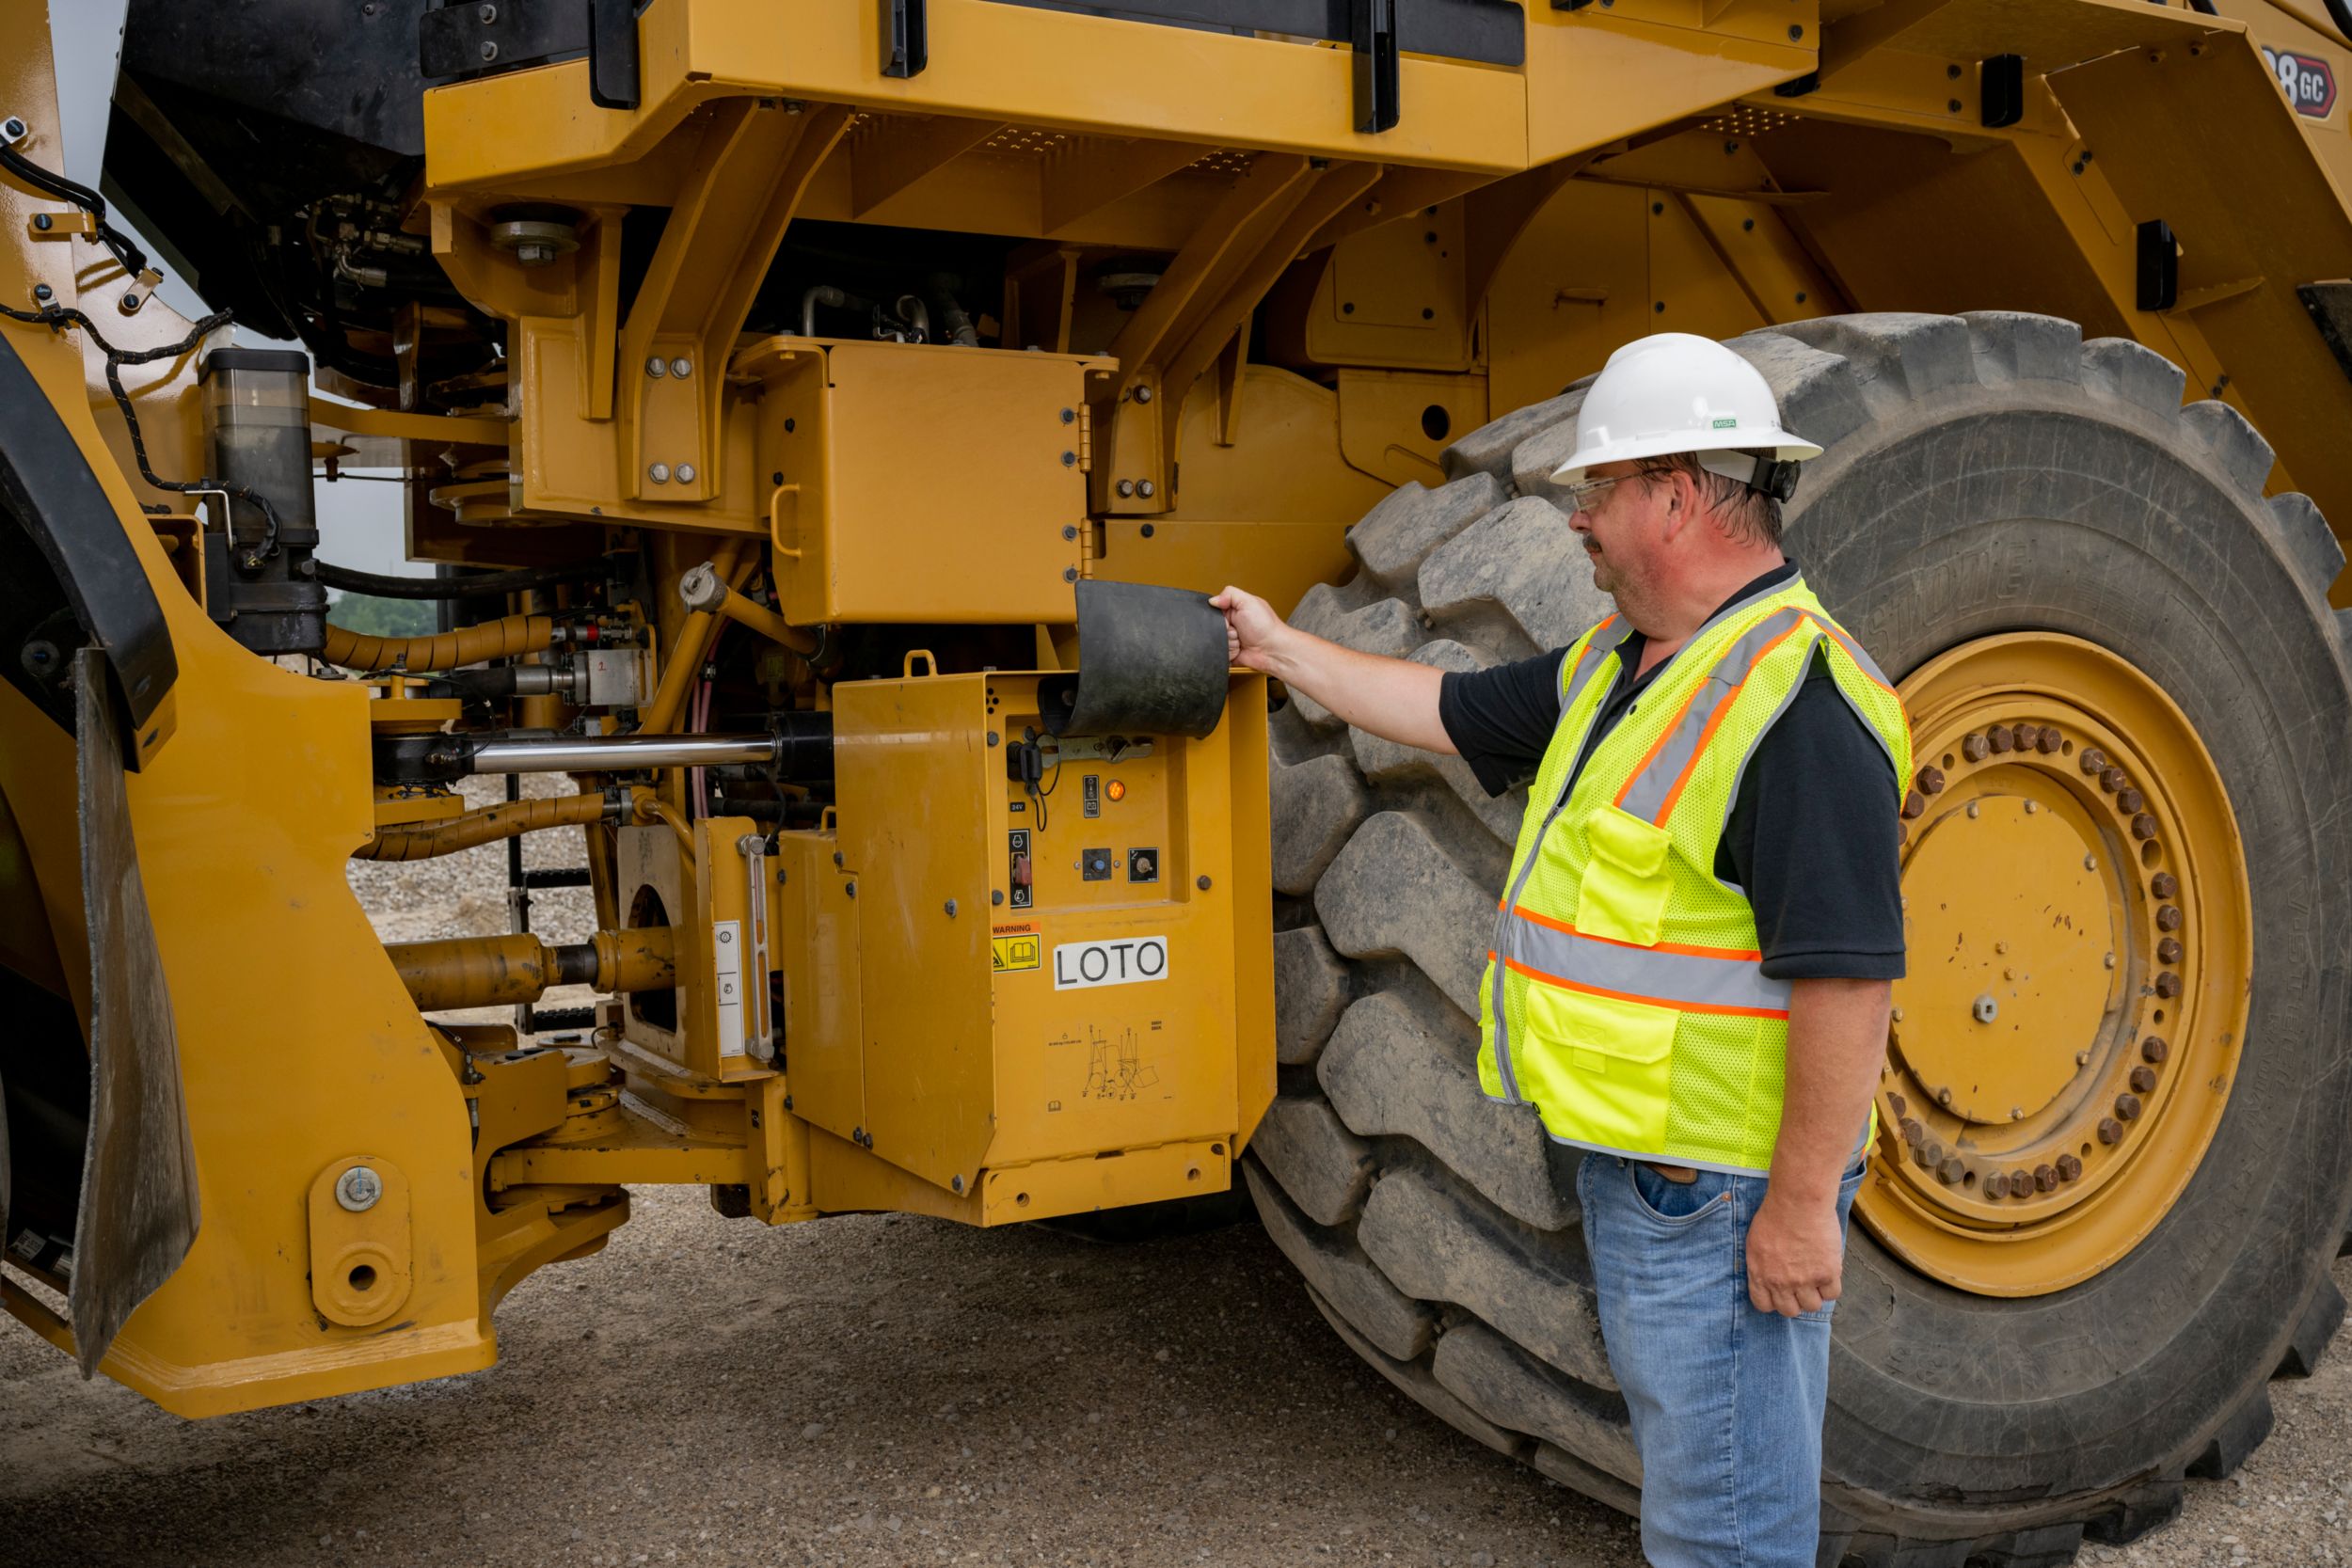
[466,733,778,774]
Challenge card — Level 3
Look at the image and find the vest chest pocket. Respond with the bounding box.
[1573,804,1675,947]
[1520,979,1677,1154]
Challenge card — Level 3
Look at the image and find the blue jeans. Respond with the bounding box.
[1576,1151,1867,1568]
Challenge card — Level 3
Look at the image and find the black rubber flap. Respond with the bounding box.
[1039,581,1230,739]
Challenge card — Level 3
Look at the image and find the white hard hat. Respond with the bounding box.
[1551,333,1821,492]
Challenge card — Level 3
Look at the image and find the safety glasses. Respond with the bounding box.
[1559,472,1638,515]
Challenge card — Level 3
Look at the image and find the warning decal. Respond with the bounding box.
[993,926,1041,974]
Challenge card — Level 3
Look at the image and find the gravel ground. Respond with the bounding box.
[7,798,2352,1566]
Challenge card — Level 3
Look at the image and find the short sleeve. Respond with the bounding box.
[1438,650,1570,797]
[1723,667,1906,981]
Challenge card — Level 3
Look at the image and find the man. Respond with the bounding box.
[1214,332,1908,1568]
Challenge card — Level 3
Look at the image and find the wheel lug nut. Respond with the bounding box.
[2152,872,2179,898]
[1901,1117,1924,1146]
[2155,904,2183,932]
[2158,937,2184,964]
[2101,767,2127,793]
[1988,725,2014,753]
[2115,1091,2143,1121]
[1888,1092,1907,1117]
[2036,729,2060,754]
[1917,765,1946,795]
[1963,733,1991,762]
[2154,971,2182,999]
[2034,1164,2058,1192]
[2130,1065,2158,1094]
[1937,1156,1964,1185]
[2057,1152,2083,1180]
[2132,813,2159,840]
[2011,722,2040,751]
[1902,790,1926,819]
[2098,1117,2123,1144]
[2118,788,2145,815]
[1986,1172,2009,1198]
[2142,1037,2169,1063]
[2010,1168,2033,1196]
[2080,748,2109,775]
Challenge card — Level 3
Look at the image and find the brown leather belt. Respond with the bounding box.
[1642,1161,1699,1184]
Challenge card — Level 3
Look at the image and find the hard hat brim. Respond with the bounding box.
[1550,425,1823,480]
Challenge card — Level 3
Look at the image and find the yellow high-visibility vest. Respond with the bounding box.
[1474,575,1911,1175]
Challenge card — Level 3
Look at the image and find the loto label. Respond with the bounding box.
[1052,934,1170,991]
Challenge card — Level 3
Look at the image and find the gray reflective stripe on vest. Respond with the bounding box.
[1500,911,1792,1016]
[1558,616,1635,719]
[1615,606,1810,824]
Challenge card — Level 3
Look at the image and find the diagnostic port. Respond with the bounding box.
[1082,847,1115,881]
[1128,847,1159,883]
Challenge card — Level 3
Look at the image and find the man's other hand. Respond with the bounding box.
[1211,586,1286,673]
[1746,1187,1842,1318]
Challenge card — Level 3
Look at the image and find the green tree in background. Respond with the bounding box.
[326,591,437,639]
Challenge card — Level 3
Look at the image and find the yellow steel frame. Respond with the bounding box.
[9,0,2352,1416]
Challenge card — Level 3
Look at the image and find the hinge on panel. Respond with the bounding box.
[1076,402,1093,474]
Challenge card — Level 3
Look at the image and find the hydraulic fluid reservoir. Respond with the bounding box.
[199,346,325,654]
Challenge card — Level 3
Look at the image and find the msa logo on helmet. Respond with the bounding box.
[1711,417,1738,429]
[2263,46,2339,119]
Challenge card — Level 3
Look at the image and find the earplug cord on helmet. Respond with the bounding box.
[0,298,284,563]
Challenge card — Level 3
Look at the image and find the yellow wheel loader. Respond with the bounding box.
[7,1,2352,1561]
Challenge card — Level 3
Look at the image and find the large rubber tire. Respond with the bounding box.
[1250,311,2352,1565]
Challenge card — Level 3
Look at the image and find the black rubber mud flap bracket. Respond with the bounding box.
[2138,219,2180,312]
[1981,54,2026,129]
[0,331,176,768]
[2298,282,2352,386]
[885,0,929,77]
[1353,0,1401,133]
[68,647,199,1376]
[588,0,643,110]
[1039,581,1231,739]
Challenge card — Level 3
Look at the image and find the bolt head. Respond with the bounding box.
[2084,854,2098,871]
[2101,767,2126,793]
[2079,748,2108,775]
[1987,725,2014,754]
[1133,385,1153,404]
[1116,479,1136,498]
[1916,765,1946,795]
[645,356,668,378]
[1196,874,1212,891]
[1901,789,1926,820]
[2117,788,2145,815]
[2158,937,2183,964]
[1937,1085,1954,1105]
[2130,1065,2157,1094]
[2151,872,2179,899]
[670,357,692,378]
[675,463,697,484]
[2104,951,2117,969]
[2035,1164,2058,1192]
[992,890,1005,906]
[478,2,497,20]
[2037,729,2060,754]
[480,40,499,61]
[1137,480,1156,499]
[2153,971,2182,999]
[951,1174,964,1194]
[2023,800,2039,815]
[2098,1117,2123,1144]
[1936,1156,1965,1185]
[1890,1006,1904,1022]
[2155,904,2183,932]
[1962,734,1990,762]
[2131,813,2158,840]
[2010,722,2039,751]
[335,1165,384,1212]
[2010,1106,2024,1120]
[2057,1153,2082,1180]
[2076,1050,2090,1066]
[119,291,143,313]
[1986,1172,2010,1198]
[1965,800,1980,818]
[649,462,671,483]
[2,118,25,142]
[1900,1117,1924,1146]
[2142,1036,2169,1063]
[2115,1091,2143,1121]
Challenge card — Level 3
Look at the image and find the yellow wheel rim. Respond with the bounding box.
[1855,633,2251,1297]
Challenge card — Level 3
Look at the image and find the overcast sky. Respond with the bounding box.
[58,1,423,579]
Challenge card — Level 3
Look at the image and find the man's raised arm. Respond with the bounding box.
[1212,586,1456,755]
